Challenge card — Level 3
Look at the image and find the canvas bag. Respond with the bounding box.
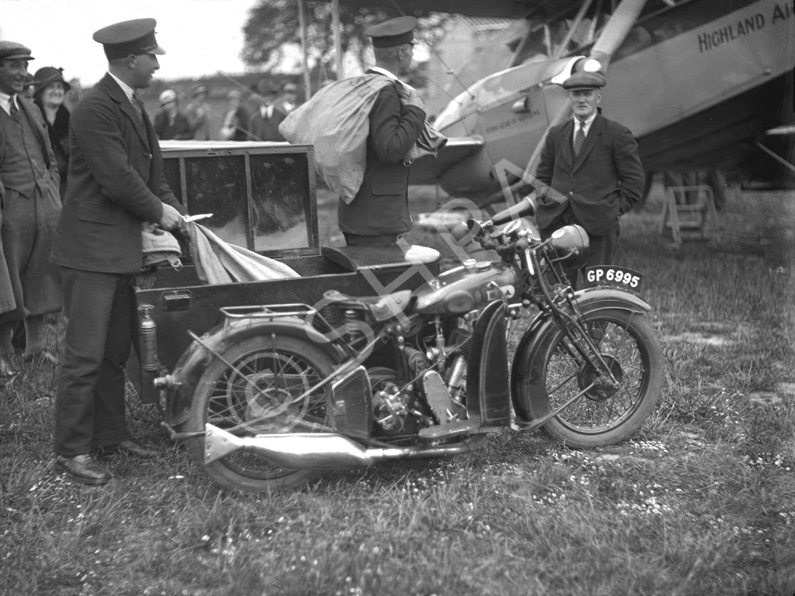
[279,75,391,204]
[279,75,446,204]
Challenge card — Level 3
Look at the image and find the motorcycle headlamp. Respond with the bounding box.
[548,224,589,269]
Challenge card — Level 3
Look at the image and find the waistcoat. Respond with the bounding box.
[0,109,49,199]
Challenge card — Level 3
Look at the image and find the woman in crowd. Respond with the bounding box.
[33,66,70,198]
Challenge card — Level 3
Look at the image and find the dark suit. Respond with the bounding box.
[338,76,425,242]
[51,74,185,457]
[535,113,644,281]
[247,105,286,142]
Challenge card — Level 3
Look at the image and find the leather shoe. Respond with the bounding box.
[56,454,111,486]
[99,439,159,459]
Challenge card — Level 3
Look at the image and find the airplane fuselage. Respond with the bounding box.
[425,0,795,198]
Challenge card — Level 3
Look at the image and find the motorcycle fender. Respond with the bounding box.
[467,300,512,426]
[162,318,346,428]
[510,289,651,422]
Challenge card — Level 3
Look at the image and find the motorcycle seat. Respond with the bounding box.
[323,289,413,322]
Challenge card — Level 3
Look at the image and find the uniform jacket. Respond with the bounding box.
[535,113,644,237]
[338,78,425,236]
[52,73,185,274]
[247,105,286,142]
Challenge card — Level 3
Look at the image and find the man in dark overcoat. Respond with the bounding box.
[0,41,63,377]
[51,19,185,485]
[535,61,644,286]
[247,79,286,142]
[337,16,426,247]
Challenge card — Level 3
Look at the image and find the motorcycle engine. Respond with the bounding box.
[373,381,412,433]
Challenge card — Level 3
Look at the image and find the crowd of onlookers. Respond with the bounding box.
[152,79,302,142]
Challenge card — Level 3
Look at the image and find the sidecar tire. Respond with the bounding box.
[185,334,337,492]
[513,308,663,449]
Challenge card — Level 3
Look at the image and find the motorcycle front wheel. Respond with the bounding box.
[185,334,337,492]
[513,308,663,448]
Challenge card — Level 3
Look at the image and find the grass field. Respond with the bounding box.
[1,185,794,596]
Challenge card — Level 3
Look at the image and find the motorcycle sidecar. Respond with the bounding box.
[128,141,439,416]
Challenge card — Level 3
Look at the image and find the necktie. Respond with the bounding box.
[574,122,585,156]
[131,94,144,126]
[9,97,18,119]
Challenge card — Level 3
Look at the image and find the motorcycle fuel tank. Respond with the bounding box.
[412,260,519,315]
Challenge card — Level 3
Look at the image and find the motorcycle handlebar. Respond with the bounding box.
[489,195,536,227]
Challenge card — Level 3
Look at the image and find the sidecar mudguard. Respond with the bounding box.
[510,288,651,422]
[160,316,347,429]
[467,300,512,427]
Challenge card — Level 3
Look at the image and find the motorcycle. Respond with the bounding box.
[156,196,663,492]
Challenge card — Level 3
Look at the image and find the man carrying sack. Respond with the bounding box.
[280,16,440,246]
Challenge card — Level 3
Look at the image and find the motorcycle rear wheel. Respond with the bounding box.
[514,308,662,448]
[185,334,337,492]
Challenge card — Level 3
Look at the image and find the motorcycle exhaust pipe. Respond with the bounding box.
[204,424,487,469]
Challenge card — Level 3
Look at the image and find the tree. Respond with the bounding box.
[242,1,448,81]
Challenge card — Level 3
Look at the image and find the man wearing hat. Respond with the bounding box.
[153,88,192,140]
[51,18,186,485]
[338,15,426,246]
[535,58,644,287]
[278,82,300,114]
[186,84,211,140]
[0,41,63,379]
[220,88,250,141]
[247,79,286,142]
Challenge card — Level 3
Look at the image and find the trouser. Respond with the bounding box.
[53,268,135,456]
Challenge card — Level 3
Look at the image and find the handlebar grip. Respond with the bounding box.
[490,196,536,227]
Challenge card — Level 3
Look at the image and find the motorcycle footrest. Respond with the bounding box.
[418,417,481,442]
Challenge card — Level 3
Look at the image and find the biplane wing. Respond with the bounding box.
[408,136,485,185]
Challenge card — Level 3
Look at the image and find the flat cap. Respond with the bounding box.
[93,18,166,60]
[0,41,34,63]
[364,16,418,48]
[562,58,606,90]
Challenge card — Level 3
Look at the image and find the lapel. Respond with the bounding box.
[17,97,52,168]
[572,114,604,173]
[100,74,150,147]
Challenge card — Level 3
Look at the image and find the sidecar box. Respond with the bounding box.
[130,141,439,404]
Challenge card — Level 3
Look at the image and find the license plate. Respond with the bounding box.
[583,266,643,292]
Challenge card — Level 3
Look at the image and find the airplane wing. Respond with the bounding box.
[408,136,484,185]
[331,0,582,20]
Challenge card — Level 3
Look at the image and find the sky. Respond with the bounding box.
[0,0,259,86]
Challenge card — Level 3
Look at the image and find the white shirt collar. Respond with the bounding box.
[0,91,19,116]
[368,66,398,81]
[260,104,274,119]
[108,72,136,104]
[573,112,597,136]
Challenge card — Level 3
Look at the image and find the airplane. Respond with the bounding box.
[327,0,795,208]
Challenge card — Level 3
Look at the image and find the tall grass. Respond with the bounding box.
[1,188,793,596]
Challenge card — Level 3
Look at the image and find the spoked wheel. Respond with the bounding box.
[514,308,663,448]
[185,334,337,492]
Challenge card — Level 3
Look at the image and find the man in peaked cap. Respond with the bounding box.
[337,15,427,246]
[0,41,63,381]
[51,18,186,485]
[535,58,644,288]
